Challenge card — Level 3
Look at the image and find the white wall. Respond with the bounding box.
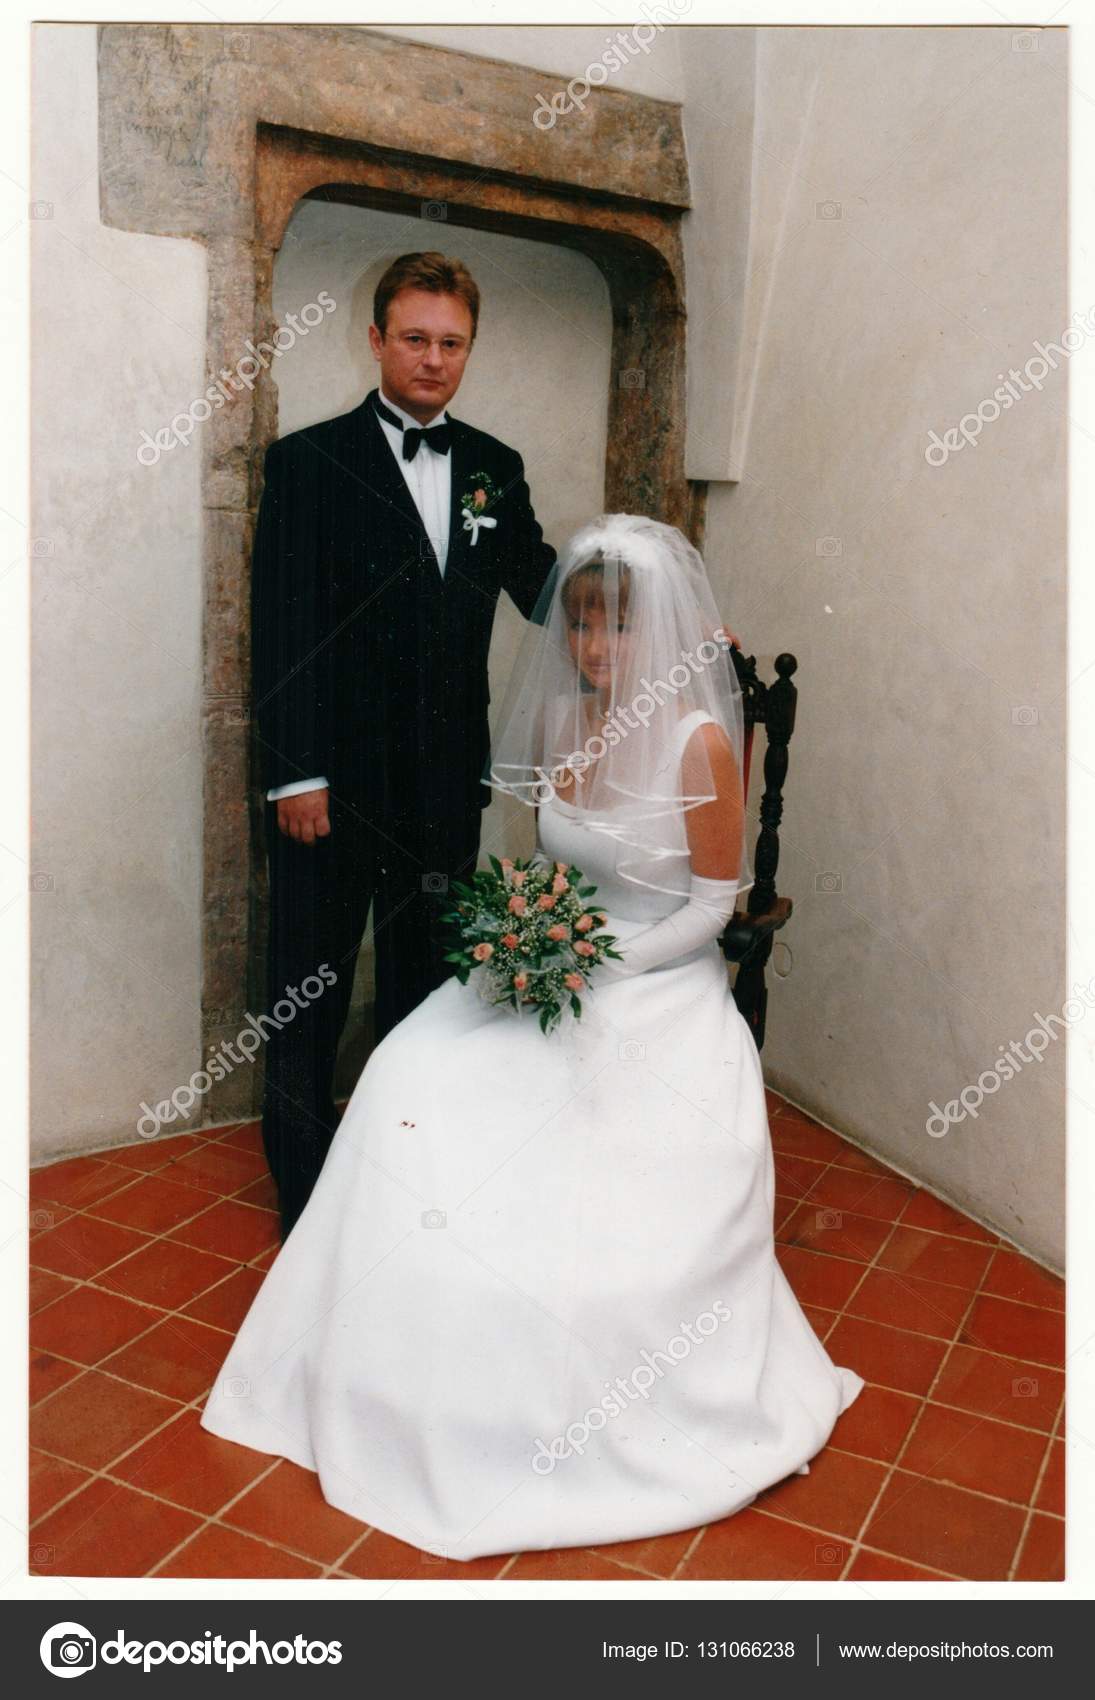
[31,25,205,1161]
[697,27,1067,1266]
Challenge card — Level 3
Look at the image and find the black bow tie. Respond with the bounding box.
[374,394,452,461]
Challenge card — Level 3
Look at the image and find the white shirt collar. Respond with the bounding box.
[377,383,449,432]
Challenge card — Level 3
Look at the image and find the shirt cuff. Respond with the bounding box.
[266,777,329,801]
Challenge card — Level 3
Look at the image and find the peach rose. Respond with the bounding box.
[537,893,556,910]
[564,972,584,991]
[547,923,569,941]
[472,942,494,962]
[510,869,527,887]
[501,932,519,949]
[508,895,527,916]
[513,972,528,991]
[555,861,569,875]
[574,940,595,957]
[551,873,568,894]
[574,914,594,932]
[501,857,514,872]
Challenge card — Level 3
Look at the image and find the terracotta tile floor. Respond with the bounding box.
[29,1093,1065,1582]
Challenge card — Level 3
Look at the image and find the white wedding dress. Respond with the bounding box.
[200,711,863,1561]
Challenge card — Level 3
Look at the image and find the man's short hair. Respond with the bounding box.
[373,252,480,341]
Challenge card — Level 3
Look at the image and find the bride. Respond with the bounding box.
[200,513,863,1562]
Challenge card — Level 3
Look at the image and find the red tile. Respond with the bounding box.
[960,1294,1064,1368]
[97,1236,239,1311]
[756,1448,887,1538]
[770,1114,849,1163]
[88,1171,219,1235]
[982,1248,1064,1311]
[155,1522,323,1579]
[30,1367,183,1470]
[591,1527,698,1578]
[108,1132,206,1173]
[30,1349,83,1405]
[846,1268,970,1340]
[877,1226,993,1290]
[222,1460,367,1567]
[167,1143,269,1196]
[30,1203,73,1237]
[30,1214,152,1281]
[830,1144,899,1179]
[29,1448,95,1525]
[931,1344,1062,1433]
[342,1529,511,1581]
[1014,1511,1064,1581]
[679,1507,848,1580]
[167,1198,279,1262]
[864,1471,1025,1580]
[104,1313,233,1402]
[230,1171,280,1212]
[1035,1439,1064,1517]
[823,1315,947,1397]
[31,1285,165,1366]
[504,1548,650,1582]
[899,1192,996,1242]
[765,1088,787,1119]
[777,1202,892,1264]
[772,1152,828,1198]
[181,1264,266,1332]
[30,1475,201,1578]
[800,1167,916,1223]
[847,1549,954,1580]
[777,1244,865,1310]
[211,1120,264,1154]
[830,1383,921,1464]
[30,1156,136,1211]
[900,1403,1048,1504]
[112,1407,273,1514]
[802,1304,838,1340]
[30,1267,78,1314]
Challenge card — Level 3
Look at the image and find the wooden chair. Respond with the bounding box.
[721,646,798,1051]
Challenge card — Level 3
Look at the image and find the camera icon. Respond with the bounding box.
[815,536,843,557]
[619,1039,646,1061]
[422,1208,446,1229]
[46,1630,95,1670]
[1011,705,1038,727]
[619,368,646,391]
[815,1209,843,1230]
[422,872,448,894]
[815,200,842,220]
[225,32,251,57]
[31,537,54,556]
[224,1376,251,1397]
[1012,1376,1039,1398]
[30,1208,55,1231]
[1012,30,1038,52]
[815,871,843,895]
[815,1543,844,1566]
[29,201,54,221]
[30,872,55,893]
[422,200,448,221]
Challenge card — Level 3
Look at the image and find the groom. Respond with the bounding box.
[251,252,557,1238]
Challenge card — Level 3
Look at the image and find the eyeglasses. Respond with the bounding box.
[387,332,471,359]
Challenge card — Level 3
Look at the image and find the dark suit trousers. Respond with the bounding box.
[260,792,483,1239]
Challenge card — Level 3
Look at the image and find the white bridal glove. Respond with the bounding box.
[596,874,739,982]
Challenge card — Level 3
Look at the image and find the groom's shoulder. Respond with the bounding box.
[449,413,525,472]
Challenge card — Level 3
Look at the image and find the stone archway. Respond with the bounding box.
[98,23,699,1121]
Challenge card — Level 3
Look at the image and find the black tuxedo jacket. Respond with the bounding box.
[250,387,556,829]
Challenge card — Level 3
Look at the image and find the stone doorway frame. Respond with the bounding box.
[98,23,701,1121]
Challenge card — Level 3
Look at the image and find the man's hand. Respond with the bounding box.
[277,787,331,844]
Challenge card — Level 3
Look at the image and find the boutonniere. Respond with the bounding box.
[460,469,500,546]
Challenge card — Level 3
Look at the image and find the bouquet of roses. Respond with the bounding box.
[440,854,622,1033]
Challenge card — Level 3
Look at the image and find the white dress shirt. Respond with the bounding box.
[267,385,452,803]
